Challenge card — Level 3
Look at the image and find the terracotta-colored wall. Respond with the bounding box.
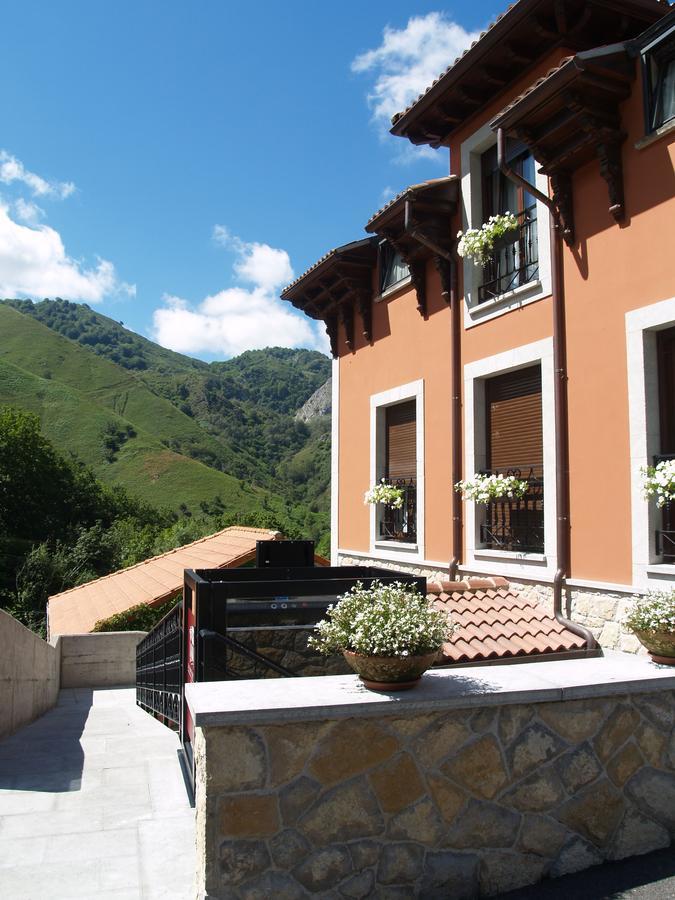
[337,47,675,587]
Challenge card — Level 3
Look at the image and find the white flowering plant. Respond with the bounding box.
[454,472,529,503]
[641,459,675,508]
[623,590,675,635]
[456,212,519,266]
[308,580,453,658]
[364,479,404,509]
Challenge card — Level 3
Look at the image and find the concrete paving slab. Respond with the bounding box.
[0,686,194,899]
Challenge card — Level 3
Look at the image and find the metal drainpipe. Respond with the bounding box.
[404,205,463,581]
[496,129,597,649]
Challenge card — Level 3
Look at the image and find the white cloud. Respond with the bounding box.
[0,150,75,199]
[352,12,479,158]
[152,229,328,358]
[0,202,134,302]
[13,197,45,225]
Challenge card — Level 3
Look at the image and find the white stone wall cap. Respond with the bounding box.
[185,651,675,727]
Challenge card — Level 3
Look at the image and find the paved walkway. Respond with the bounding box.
[0,687,195,899]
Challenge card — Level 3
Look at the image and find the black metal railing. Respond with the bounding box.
[479,464,544,554]
[379,479,417,543]
[478,205,539,303]
[654,453,675,563]
[136,601,181,728]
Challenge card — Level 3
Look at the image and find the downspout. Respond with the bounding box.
[404,204,463,580]
[496,129,597,649]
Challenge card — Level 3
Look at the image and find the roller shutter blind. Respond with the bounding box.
[486,366,542,470]
[386,400,416,481]
[658,327,675,454]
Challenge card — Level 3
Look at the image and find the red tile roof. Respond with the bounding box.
[428,577,587,663]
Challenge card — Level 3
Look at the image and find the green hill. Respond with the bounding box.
[0,355,265,515]
[0,299,332,549]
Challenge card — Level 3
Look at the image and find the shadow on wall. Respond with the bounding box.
[0,689,92,793]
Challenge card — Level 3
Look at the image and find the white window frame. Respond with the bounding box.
[626,297,675,590]
[463,338,557,579]
[369,379,425,563]
[460,121,552,328]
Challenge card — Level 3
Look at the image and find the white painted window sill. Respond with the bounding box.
[471,279,542,314]
[474,549,547,563]
[635,119,675,150]
[374,540,419,552]
[646,564,675,577]
[374,275,413,303]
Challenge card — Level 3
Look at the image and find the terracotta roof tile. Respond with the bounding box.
[48,526,282,637]
[429,576,589,663]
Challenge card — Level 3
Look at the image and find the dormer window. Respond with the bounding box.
[644,32,675,132]
[379,241,409,294]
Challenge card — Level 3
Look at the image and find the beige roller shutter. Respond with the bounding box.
[386,400,416,481]
[486,366,542,471]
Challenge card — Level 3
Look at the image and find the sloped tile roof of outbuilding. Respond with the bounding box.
[428,577,587,663]
[48,525,281,637]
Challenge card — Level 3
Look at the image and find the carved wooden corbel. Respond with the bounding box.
[434,256,453,302]
[355,290,373,342]
[325,315,338,358]
[409,261,427,317]
[339,302,354,351]
[550,171,575,245]
[597,139,625,222]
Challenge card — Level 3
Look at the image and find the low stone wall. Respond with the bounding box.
[0,608,60,739]
[336,553,643,654]
[190,654,675,899]
[59,631,146,688]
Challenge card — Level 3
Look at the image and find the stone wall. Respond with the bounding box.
[195,689,675,899]
[224,628,350,679]
[0,607,60,739]
[336,553,643,654]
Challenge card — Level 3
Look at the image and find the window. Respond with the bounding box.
[379,240,409,294]
[656,327,675,562]
[379,399,417,543]
[481,365,544,553]
[478,143,539,303]
[644,35,675,132]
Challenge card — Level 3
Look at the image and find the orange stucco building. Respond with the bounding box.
[282,0,675,649]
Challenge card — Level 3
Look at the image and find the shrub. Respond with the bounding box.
[92,596,179,632]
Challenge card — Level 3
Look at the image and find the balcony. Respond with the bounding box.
[379,479,417,543]
[654,453,675,564]
[478,205,539,304]
[479,464,544,554]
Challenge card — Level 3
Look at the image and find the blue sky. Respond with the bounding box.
[0,1,501,359]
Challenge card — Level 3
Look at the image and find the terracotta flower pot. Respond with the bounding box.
[633,629,675,665]
[343,649,440,691]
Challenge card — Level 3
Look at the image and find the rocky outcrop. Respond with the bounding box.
[295,379,331,423]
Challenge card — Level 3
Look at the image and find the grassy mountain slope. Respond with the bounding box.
[0,356,264,515]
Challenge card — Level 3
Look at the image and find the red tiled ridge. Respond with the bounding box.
[427,577,586,663]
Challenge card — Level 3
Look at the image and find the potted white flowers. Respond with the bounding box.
[623,589,675,664]
[457,212,519,266]
[309,580,453,691]
[641,459,675,508]
[455,472,528,503]
[364,479,404,509]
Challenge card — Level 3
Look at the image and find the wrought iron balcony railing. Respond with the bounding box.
[654,452,674,563]
[478,205,539,304]
[479,464,544,554]
[379,479,417,543]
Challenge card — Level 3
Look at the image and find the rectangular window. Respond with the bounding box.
[379,399,416,543]
[379,240,410,294]
[645,37,675,132]
[478,143,539,303]
[656,327,675,562]
[481,365,544,553]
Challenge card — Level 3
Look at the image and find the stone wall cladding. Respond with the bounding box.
[199,690,675,898]
[336,554,644,655]
[224,628,350,679]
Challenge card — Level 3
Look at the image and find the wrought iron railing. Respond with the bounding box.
[479,464,544,554]
[136,601,181,728]
[654,453,675,563]
[379,479,417,543]
[478,205,539,303]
